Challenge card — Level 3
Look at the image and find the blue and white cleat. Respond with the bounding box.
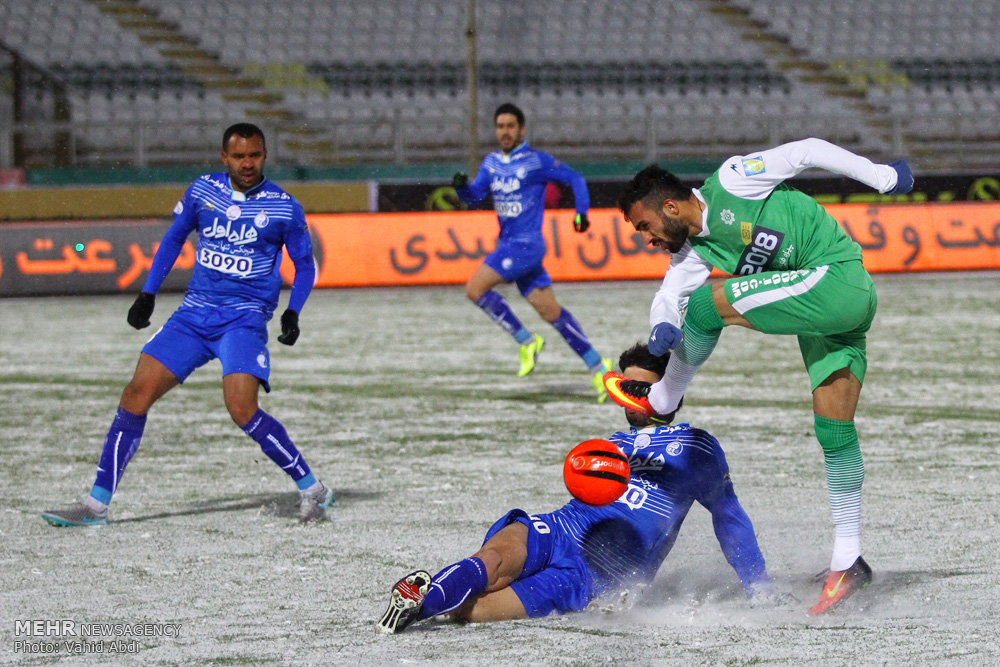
[42,500,109,527]
[298,481,335,523]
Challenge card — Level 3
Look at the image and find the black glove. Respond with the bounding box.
[126,292,155,329]
[451,172,468,189]
[277,308,300,346]
[573,212,590,233]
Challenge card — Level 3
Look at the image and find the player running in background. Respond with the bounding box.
[376,342,778,634]
[604,138,914,614]
[42,123,334,527]
[452,103,612,401]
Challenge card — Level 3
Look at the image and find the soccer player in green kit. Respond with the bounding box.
[603,137,913,615]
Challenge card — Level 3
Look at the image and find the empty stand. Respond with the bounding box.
[1,0,998,169]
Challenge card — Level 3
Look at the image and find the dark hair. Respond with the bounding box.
[618,342,669,379]
[494,103,525,127]
[222,123,266,150]
[618,164,691,218]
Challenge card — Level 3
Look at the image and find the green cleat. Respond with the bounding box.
[517,335,544,377]
[592,358,613,403]
[42,500,109,527]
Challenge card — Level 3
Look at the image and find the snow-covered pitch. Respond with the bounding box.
[2,273,998,664]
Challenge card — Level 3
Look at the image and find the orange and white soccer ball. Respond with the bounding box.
[563,440,630,505]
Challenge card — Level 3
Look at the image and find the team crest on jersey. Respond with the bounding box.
[742,156,765,176]
[226,205,242,221]
[254,211,269,228]
[257,352,268,369]
[665,441,682,456]
[720,209,735,225]
[516,167,526,179]
[173,200,184,215]
[501,257,513,270]
[740,221,753,244]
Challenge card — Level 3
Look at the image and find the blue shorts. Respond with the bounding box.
[483,509,596,617]
[142,305,272,392]
[484,240,552,297]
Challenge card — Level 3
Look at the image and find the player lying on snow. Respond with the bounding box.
[376,343,783,634]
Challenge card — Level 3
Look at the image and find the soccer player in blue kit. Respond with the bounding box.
[42,123,334,527]
[453,103,612,401]
[376,343,777,634]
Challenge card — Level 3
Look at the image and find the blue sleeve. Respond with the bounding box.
[455,160,492,206]
[699,474,770,593]
[141,188,197,293]
[541,155,590,214]
[283,201,314,314]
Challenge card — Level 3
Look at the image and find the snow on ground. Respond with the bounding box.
[1,274,998,665]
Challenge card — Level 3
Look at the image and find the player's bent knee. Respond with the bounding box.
[227,403,259,427]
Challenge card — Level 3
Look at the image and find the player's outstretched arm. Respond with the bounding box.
[720,137,913,197]
[701,483,771,597]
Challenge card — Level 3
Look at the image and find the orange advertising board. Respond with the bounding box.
[294,203,1000,288]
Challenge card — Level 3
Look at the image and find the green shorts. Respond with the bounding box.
[721,260,877,390]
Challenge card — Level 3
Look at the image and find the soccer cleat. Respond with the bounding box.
[808,556,873,615]
[298,482,335,523]
[517,335,544,377]
[41,500,108,527]
[592,358,613,403]
[376,570,432,634]
[602,371,655,415]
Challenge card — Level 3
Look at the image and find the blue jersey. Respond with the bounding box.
[456,142,590,243]
[142,173,314,318]
[547,423,767,593]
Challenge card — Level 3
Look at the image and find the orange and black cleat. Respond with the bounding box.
[602,371,654,415]
[808,556,873,615]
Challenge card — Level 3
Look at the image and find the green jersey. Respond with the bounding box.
[694,172,861,275]
[650,138,900,329]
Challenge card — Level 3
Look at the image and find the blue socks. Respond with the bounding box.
[475,291,530,343]
[90,406,147,505]
[242,408,313,489]
[419,557,489,620]
[476,293,603,369]
[552,308,602,369]
[90,406,313,506]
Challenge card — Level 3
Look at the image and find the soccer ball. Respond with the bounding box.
[563,440,630,505]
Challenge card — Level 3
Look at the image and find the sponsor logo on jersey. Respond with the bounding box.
[742,156,766,176]
[225,205,242,221]
[202,217,259,245]
[253,211,269,228]
[173,200,184,215]
[629,450,666,472]
[491,175,521,194]
[735,226,785,275]
[740,221,753,244]
[720,209,735,225]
